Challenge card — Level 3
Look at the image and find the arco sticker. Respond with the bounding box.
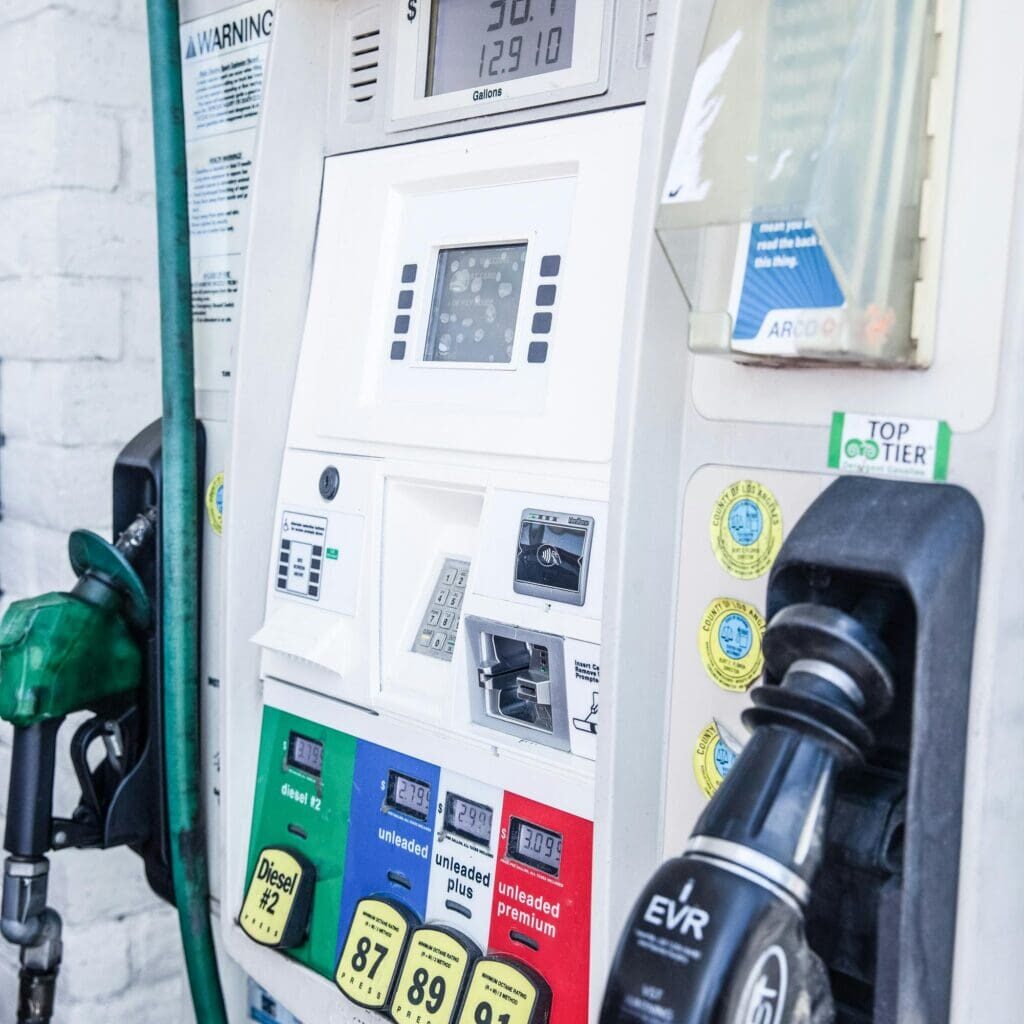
[709,480,783,579]
[693,722,737,799]
[205,472,225,536]
[698,598,766,692]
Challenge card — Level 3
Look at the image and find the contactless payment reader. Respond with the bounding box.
[220,0,656,1021]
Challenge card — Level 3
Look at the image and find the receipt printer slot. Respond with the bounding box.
[465,618,569,751]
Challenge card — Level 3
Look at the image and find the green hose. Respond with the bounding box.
[144,1,227,1020]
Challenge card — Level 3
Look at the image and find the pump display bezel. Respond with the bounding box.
[389,0,611,132]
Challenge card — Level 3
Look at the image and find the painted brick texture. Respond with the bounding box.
[0,2,194,1019]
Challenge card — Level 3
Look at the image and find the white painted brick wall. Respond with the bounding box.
[0,1,194,1019]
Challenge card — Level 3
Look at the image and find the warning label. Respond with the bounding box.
[180,0,274,390]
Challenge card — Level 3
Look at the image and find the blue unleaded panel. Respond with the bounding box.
[335,740,440,959]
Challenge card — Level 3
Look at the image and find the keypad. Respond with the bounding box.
[413,557,471,662]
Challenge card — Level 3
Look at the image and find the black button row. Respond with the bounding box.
[392,264,418,359]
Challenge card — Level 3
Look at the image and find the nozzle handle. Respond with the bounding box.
[4,721,62,859]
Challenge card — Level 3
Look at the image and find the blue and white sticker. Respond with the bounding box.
[728,220,845,356]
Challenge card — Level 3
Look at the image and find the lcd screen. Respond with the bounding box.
[428,0,577,98]
[286,732,324,777]
[508,817,563,876]
[443,793,494,845]
[515,520,587,594]
[386,770,432,821]
[423,244,527,364]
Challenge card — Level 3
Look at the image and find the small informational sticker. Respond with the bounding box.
[336,898,413,1009]
[246,979,304,1024]
[456,959,542,1024]
[829,412,951,481]
[205,472,224,535]
[389,928,475,1024]
[276,511,328,601]
[693,722,737,799]
[709,480,783,580]
[698,598,766,692]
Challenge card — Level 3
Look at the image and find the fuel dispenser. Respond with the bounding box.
[220,1,658,1022]
[593,0,1024,1022]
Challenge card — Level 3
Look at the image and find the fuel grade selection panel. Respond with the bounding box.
[241,707,591,1022]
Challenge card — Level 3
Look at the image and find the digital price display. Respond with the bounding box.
[508,817,563,876]
[386,770,432,821]
[443,793,494,846]
[286,732,324,777]
[428,0,577,98]
[423,244,527,364]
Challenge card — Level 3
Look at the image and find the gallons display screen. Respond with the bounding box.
[428,0,577,97]
[423,243,527,364]
[386,770,432,821]
[515,519,587,594]
[443,793,494,845]
[286,732,324,777]
[508,817,563,876]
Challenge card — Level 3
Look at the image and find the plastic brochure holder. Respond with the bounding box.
[658,0,955,367]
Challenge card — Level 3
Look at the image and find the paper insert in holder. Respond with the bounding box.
[658,0,957,366]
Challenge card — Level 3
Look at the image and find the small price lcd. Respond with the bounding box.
[386,770,432,821]
[423,244,527,364]
[508,817,563,876]
[443,793,494,846]
[428,0,577,98]
[286,732,323,777]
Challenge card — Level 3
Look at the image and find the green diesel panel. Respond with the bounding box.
[245,706,356,977]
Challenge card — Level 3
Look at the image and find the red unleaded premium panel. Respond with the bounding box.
[488,792,593,1023]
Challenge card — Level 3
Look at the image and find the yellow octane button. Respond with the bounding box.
[390,926,479,1024]
[336,897,417,1010]
[455,956,552,1024]
[239,846,315,949]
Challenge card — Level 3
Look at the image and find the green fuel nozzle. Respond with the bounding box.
[0,509,157,1024]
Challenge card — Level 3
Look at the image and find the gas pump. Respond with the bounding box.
[219,1,658,1022]
[594,0,1024,1022]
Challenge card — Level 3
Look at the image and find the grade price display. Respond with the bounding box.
[387,770,432,821]
[286,732,323,777]
[428,0,577,97]
[508,817,563,876]
[444,793,494,846]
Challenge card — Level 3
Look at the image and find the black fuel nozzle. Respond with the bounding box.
[600,598,895,1024]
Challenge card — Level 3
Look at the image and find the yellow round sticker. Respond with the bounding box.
[698,598,766,692]
[709,480,783,579]
[205,472,224,537]
[693,722,738,799]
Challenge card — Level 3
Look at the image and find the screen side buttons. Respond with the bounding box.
[239,845,316,949]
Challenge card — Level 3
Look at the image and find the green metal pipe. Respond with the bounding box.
[144,1,227,1020]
